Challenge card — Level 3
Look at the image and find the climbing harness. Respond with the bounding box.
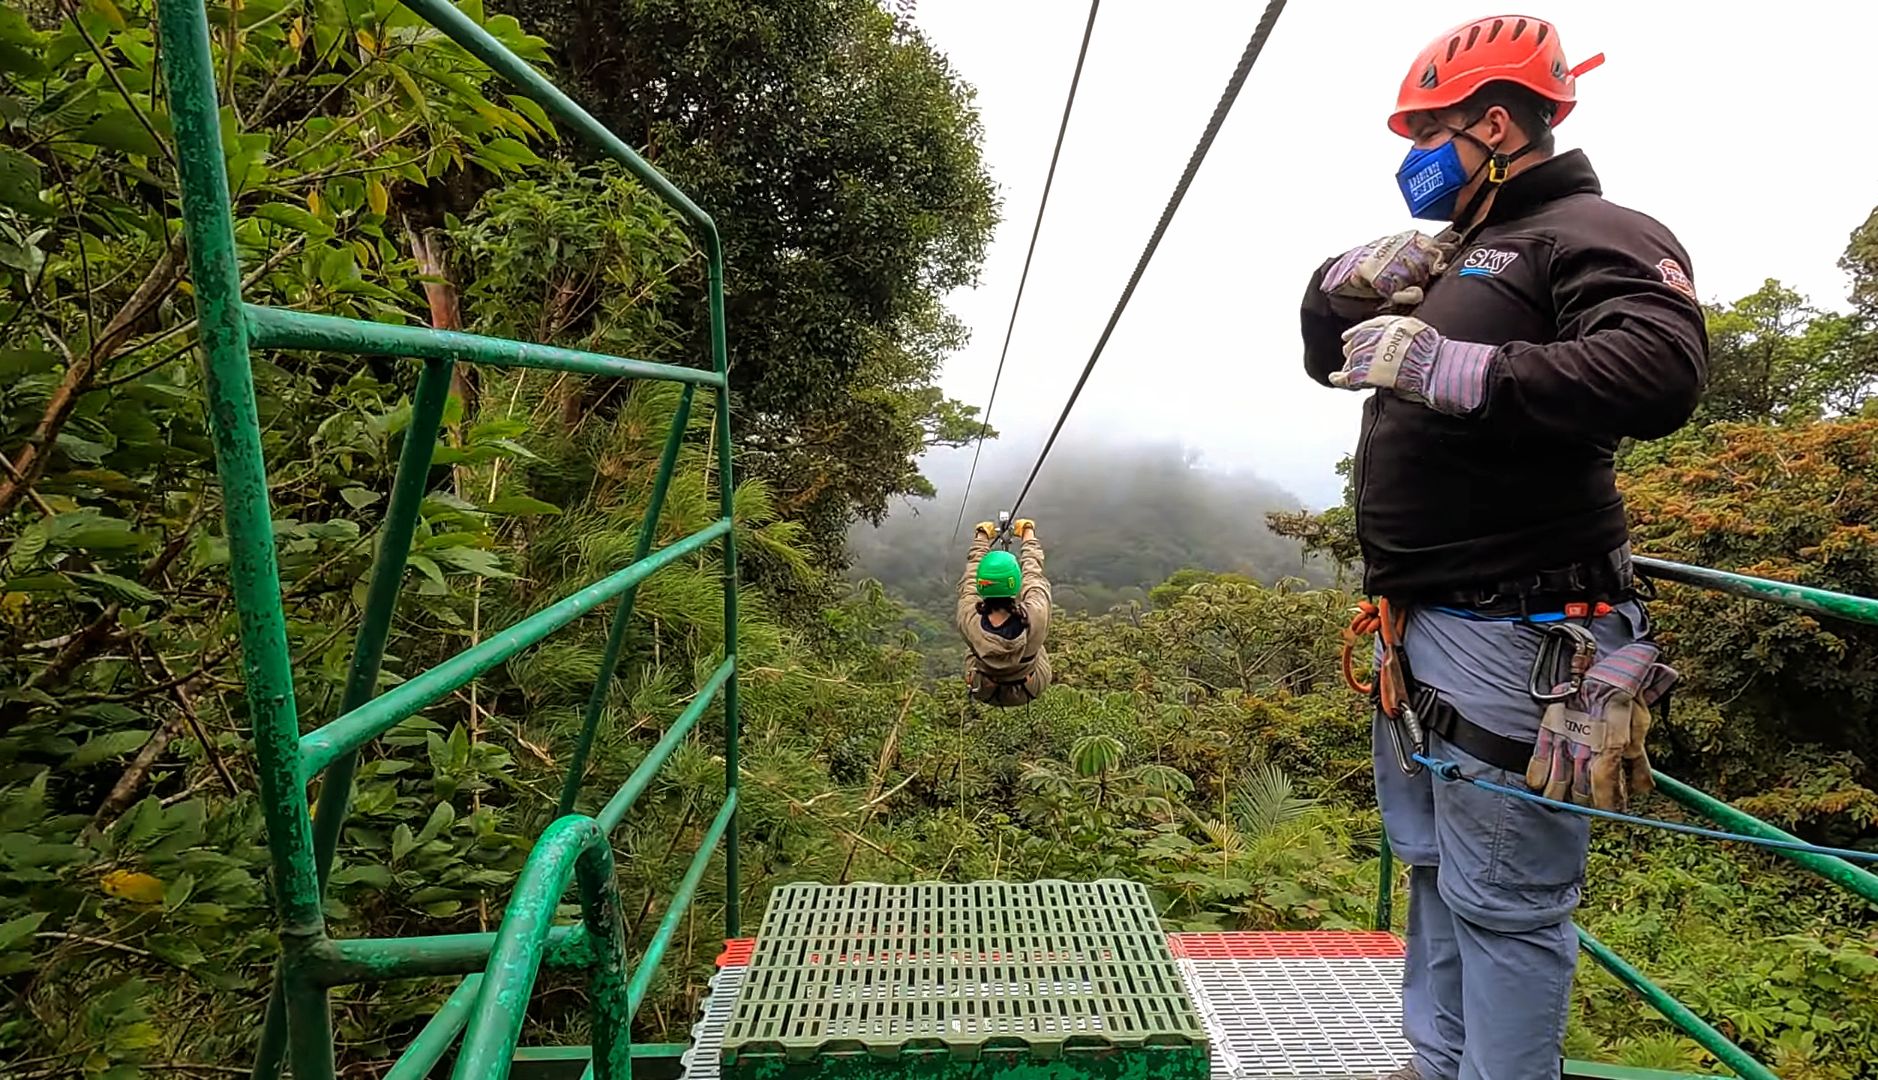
[1416,753,1878,865]
[1342,599,1426,776]
[1342,598,1617,777]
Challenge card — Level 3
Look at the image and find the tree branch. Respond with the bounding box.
[0,236,187,519]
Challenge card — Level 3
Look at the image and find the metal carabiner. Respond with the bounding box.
[1528,621,1597,703]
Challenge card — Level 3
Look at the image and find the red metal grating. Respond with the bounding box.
[716,938,755,967]
[1165,931,1405,959]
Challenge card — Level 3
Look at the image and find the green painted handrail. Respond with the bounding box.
[597,660,736,833]
[162,0,743,1069]
[628,798,738,1014]
[1653,770,1878,906]
[454,817,632,1080]
[1636,555,1878,628]
[298,519,731,778]
[385,974,483,1080]
[245,306,726,387]
[561,385,699,816]
[1575,926,1776,1080]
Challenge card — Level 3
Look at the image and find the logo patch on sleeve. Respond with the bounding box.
[1457,248,1519,277]
[1657,258,1696,300]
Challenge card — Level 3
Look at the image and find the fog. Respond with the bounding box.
[849,435,1330,612]
[908,1,1878,511]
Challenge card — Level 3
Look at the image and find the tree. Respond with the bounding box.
[497,0,1000,552]
[1622,419,1878,810]
[1697,280,1872,424]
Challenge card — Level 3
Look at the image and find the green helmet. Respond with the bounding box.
[975,550,1022,599]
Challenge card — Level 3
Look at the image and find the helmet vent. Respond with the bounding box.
[1445,36,1460,62]
[1465,25,1482,50]
[1534,22,1549,47]
[1487,18,1505,43]
[1511,17,1528,41]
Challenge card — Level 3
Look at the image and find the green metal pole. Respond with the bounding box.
[313,355,456,873]
[1653,771,1878,906]
[1636,556,1878,628]
[154,2,333,1078]
[252,356,457,1078]
[579,831,632,1080]
[627,795,737,1014]
[596,659,735,834]
[707,233,741,938]
[299,519,732,775]
[559,384,696,815]
[1575,925,1777,1080]
[313,925,589,985]
[1374,831,1394,931]
[245,306,723,387]
[393,0,718,236]
[382,974,482,1080]
[453,816,624,1079]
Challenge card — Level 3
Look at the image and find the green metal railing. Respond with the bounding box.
[1372,556,1878,1080]
[154,0,740,1076]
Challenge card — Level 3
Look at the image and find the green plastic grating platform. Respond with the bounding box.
[719,881,1210,1080]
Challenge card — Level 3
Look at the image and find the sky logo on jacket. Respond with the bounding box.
[1458,248,1520,277]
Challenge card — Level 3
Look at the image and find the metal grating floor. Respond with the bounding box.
[687,931,1411,1080]
[719,882,1208,1076]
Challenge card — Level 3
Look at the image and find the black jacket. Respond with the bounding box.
[1301,151,1708,599]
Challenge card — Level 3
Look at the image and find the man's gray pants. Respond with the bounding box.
[1373,603,1645,1080]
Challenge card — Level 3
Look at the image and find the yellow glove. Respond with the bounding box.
[1011,518,1035,538]
[973,521,997,540]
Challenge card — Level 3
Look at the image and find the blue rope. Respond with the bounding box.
[1412,753,1878,864]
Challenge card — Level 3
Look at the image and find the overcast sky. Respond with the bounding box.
[903,1,1878,510]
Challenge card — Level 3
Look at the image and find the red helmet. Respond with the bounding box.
[1388,15,1604,137]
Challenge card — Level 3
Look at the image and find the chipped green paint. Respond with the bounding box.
[245,306,725,388]
[252,356,461,1075]
[1653,771,1878,906]
[454,817,630,1079]
[598,661,735,834]
[170,0,740,1065]
[1636,555,1878,627]
[298,519,732,777]
[154,0,335,1077]
[1575,926,1776,1080]
[562,385,698,816]
[311,926,590,985]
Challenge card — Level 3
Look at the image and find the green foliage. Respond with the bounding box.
[505,0,1000,553]
[0,0,1873,1071]
[852,438,1331,615]
[1696,280,1874,424]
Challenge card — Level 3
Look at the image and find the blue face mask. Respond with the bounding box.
[1395,138,1471,221]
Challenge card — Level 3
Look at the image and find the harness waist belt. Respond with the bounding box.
[1410,686,1533,774]
[1413,543,1638,615]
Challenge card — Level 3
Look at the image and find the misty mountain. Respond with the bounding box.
[847,437,1333,612]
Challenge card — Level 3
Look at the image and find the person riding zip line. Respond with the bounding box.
[1300,16,1708,1080]
[957,518,1052,707]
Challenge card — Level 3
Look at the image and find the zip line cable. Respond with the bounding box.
[949,0,1102,548]
[1004,0,1288,527]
